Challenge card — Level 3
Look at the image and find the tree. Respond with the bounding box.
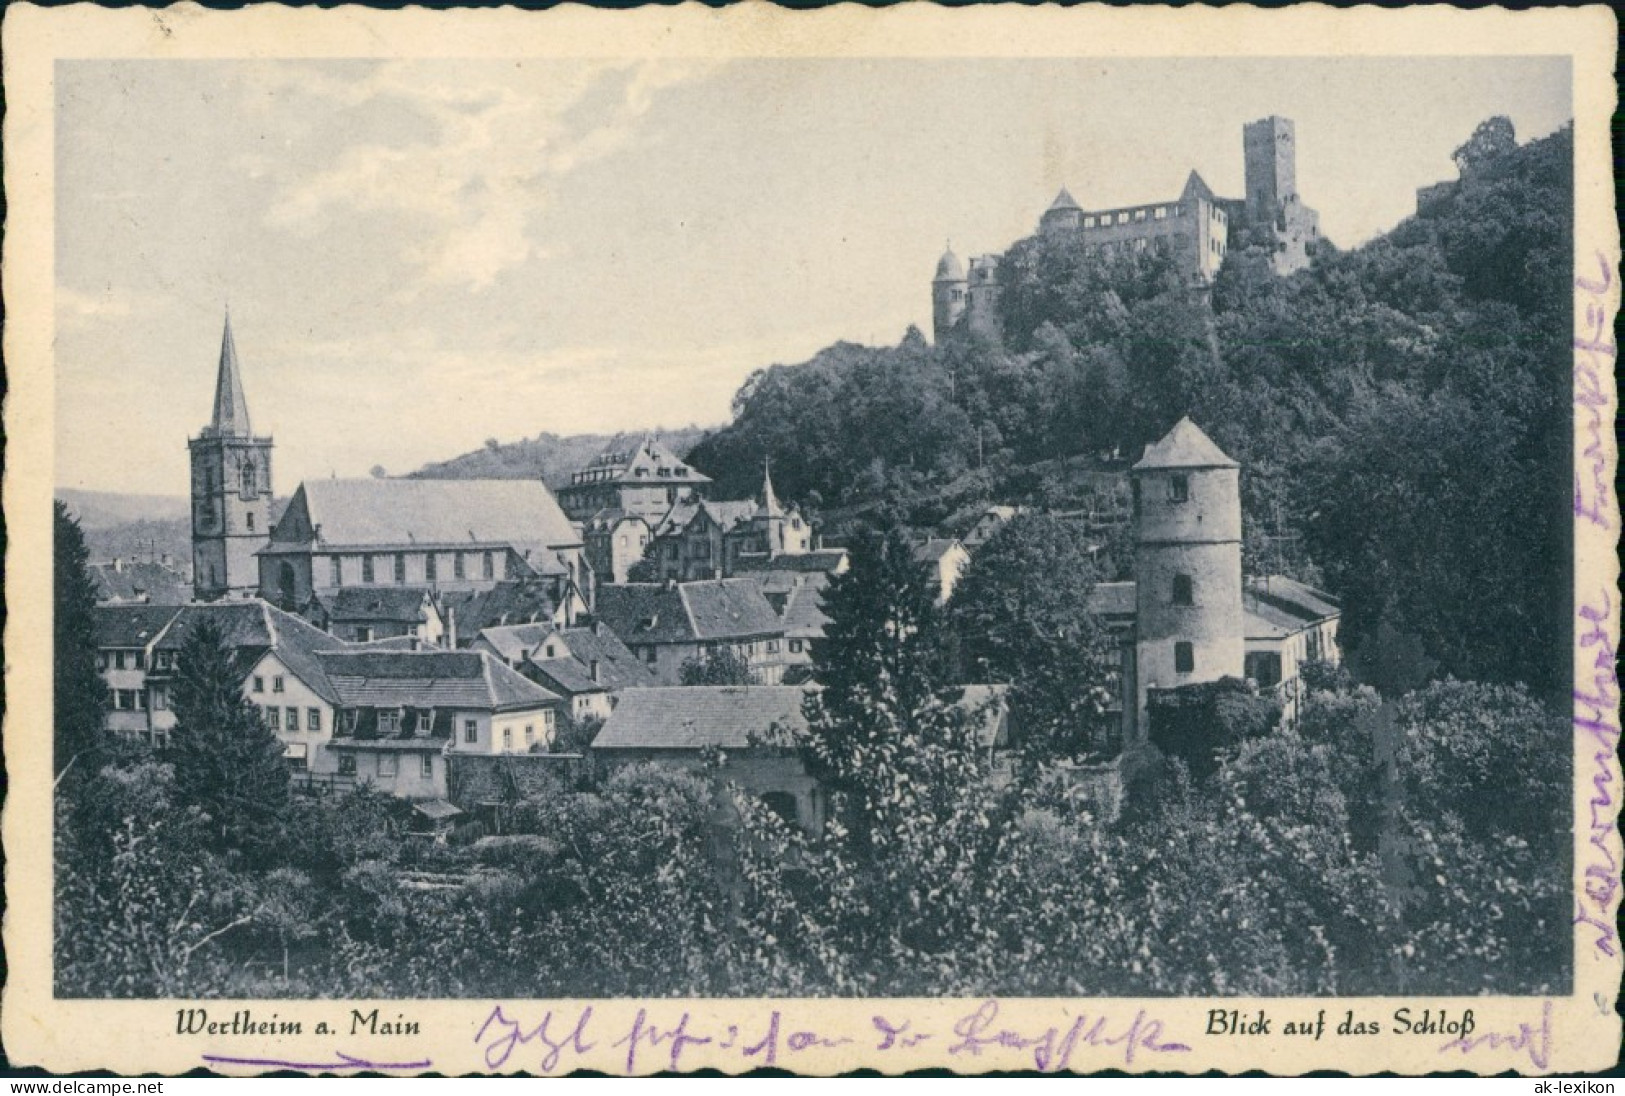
[625,558,660,584]
[167,618,293,859]
[54,502,108,782]
[1452,115,1516,176]
[946,514,1118,759]
[679,646,757,686]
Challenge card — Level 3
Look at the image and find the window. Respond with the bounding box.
[338,755,357,776]
[1246,651,1282,688]
[421,754,433,778]
[642,647,657,664]
[454,553,466,579]
[285,707,299,732]
[1083,216,1096,228]
[356,626,374,643]
[253,676,265,693]
[378,711,401,735]
[1154,206,1167,220]
[1168,475,1190,503]
[133,690,146,710]
[246,512,255,532]
[483,551,495,579]
[1175,642,1195,674]
[395,553,406,583]
[543,710,556,737]
[525,725,535,747]
[97,652,108,671]
[1118,212,1130,225]
[273,675,285,693]
[464,719,478,744]
[425,554,438,581]
[284,743,308,771]
[267,707,281,730]
[151,687,167,711]
[307,708,322,732]
[1173,574,1193,606]
[362,556,375,583]
[378,754,398,778]
[114,651,126,671]
[331,558,344,586]
[241,462,256,494]
[133,650,146,670]
[789,639,804,654]
[502,728,512,751]
[766,640,779,653]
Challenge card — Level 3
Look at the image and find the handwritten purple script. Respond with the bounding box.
[1437,1000,1552,1072]
[1574,252,1616,529]
[201,1051,432,1072]
[1575,589,1621,958]
[475,999,1189,1074]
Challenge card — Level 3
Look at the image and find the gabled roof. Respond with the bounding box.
[1047,187,1081,212]
[730,550,849,575]
[269,478,579,552]
[534,624,659,690]
[913,538,966,565]
[138,599,346,703]
[89,561,192,605]
[778,575,832,636]
[473,622,555,664]
[652,499,758,539]
[1247,575,1340,623]
[592,685,811,750]
[441,578,565,635]
[317,649,561,712]
[94,605,183,648]
[594,580,785,646]
[569,437,711,488]
[1132,417,1239,471]
[322,586,434,623]
[206,313,253,438]
[1180,170,1218,203]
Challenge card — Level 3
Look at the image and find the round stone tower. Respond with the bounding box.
[1129,417,1243,747]
[931,246,967,343]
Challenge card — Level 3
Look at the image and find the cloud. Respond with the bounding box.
[261,60,723,293]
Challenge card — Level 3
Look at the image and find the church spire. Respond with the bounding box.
[758,457,783,518]
[210,310,252,437]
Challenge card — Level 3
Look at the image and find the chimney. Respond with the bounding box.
[113,557,124,573]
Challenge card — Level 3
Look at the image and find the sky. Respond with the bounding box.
[54,56,1572,496]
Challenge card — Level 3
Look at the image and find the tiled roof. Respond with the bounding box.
[474,622,554,664]
[731,550,848,574]
[89,561,192,605]
[529,658,602,695]
[1132,417,1239,471]
[778,577,832,637]
[322,586,433,623]
[317,650,560,712]
[131,599,346,703]
[913,538,964,564]
[572,437,712,488]
[1181,170,1218,203]
[1249,575,1340,621]
[442,579,563,635]
[1048,187,1082,212]
[275,478,580,551]
[94,605,182,648]
[539,625,659,690]
[593,585,691,645]
[679,579,784,641]
[592,686,811,750]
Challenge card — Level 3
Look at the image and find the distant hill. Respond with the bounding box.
[56,488,190,529]
[410,426,714,487]
[55,488,288,571]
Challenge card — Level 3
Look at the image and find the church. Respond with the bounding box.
[187,316,590,619]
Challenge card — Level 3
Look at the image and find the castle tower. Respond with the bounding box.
[1039,187,1083,237]
[931,245,967,343]
[1243,116,1298,223]
[1128,418,1243,747]
[189,312,274,601]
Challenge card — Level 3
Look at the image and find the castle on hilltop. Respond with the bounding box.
[933,116,1320,343]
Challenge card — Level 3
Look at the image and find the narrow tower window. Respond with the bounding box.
[1168,475,1190,502]
[394,553,406,583]
[426,554,438,581]
[1174,642,1195,674]
[241,462,256,495]
[362,556,375,584]
[1173,574,1193,606]
[331,558,343,587]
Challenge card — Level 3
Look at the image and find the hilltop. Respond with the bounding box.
[410,426,712,487]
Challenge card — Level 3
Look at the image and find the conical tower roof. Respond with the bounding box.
[934,245,966,282]
[1132,417,1239,471]
[209,312,252,437]
[1047,187,1082,212]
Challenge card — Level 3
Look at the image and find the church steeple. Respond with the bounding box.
[209,310,252,438]
[758,458,783,518]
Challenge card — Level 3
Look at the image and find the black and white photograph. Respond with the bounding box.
[6,2,1619,1078]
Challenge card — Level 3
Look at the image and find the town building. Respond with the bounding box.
[316,649,566,805]
[438,575,587,644]
[738,570,833,679]
[557,436,711,523]
[645,465,820,582]
[93,600,347,765]
[593,579,788,685]
[306,586,446,646]
[256,477,588,611]
[582,510,653,585]
[912,538,971,604]
[471,620,659,725]
[959,505,1026,552]
[592,685,827,832]
[190,314,274,599]
[89,557,192,606]
[932,117,1321,343]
